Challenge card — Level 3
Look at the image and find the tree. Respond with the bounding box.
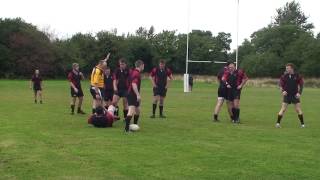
[274,1,314,31]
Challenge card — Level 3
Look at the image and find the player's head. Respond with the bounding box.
[118,58,127,70]
[98,60,107,69]
[105,66,111,75]
[95,106,104,115]
[285,63,295,74]
[72,63,79,71]
[228,62,236,73]
[159,59,166,69]
[135,60,144,72]
[34,69,40,75]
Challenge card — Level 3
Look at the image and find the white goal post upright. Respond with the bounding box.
[184,0,240,92]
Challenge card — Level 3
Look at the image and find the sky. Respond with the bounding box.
[1,0,319,50]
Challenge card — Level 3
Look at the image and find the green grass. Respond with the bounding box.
[0,79,319,179]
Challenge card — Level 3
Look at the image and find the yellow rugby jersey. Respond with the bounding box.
[90,66,104,88]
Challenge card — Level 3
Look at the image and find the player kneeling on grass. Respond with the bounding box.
[88,105,117,128]
[276,63,305,128]
[124,60,144,133]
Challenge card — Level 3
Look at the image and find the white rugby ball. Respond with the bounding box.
[129,124,140,131]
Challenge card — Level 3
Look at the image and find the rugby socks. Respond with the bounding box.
[152,104,157,115]
[134,115,140,124]
[298,114,304,125]
[232,108,240,122]
[125,115,132,132]
[232,108,236,120]
[159,105,164,116]
[213,114,218,121]
[71,104,75,114]
[123,110,128,118]
[277,115,283,124]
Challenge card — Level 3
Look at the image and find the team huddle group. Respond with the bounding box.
[30,56,305,132]
[65,54,172,133]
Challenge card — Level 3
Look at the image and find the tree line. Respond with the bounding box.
[0,1,319,78]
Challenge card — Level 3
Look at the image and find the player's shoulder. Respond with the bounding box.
[166,67,172,73]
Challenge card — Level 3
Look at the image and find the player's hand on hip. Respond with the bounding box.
[282,91,288,96]
[237,85,242,90]
[74,87,78,93]
[295,93,301,98]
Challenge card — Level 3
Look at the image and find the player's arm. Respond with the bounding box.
[238,71,248,89]
[149,69,157,88]
[80,72,85,80]
[279,75,287,96]
[113,73,118,93]
[68,74,78,92]
[296,76,304,98]
[166,73,173,89]
[30,80,33,89]
[104,53,111,62]
[40,79,43,89]
[222,72,231,88]
[132,82,141,101]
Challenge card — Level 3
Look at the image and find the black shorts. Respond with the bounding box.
[90,87,105,100]
[283,95,300,104]
[226,89,241,101]
[153,87,167,97]
[104,89,114,101]
[127,93,140,107]
[71,87,84,97]
[114,88,127,98]
[217,87,227,99]
[33,86,42,92]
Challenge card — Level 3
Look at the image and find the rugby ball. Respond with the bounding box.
[129,124,140,131]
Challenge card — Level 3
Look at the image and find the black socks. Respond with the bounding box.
[123,110,128,118]
[298,114,304,125]
[71,105,75,113]
[277,115,283,124]
[152,104,157,115]
[159,105,164,116]
[125,115,132,132]
[134,115,140,124]
[214,114,218,121]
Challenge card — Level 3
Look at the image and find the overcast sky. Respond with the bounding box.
[1,0,319,50]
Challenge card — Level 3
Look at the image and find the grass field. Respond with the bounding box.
[0,79,319,179]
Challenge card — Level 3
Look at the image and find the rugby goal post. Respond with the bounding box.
[183,60,229,92]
